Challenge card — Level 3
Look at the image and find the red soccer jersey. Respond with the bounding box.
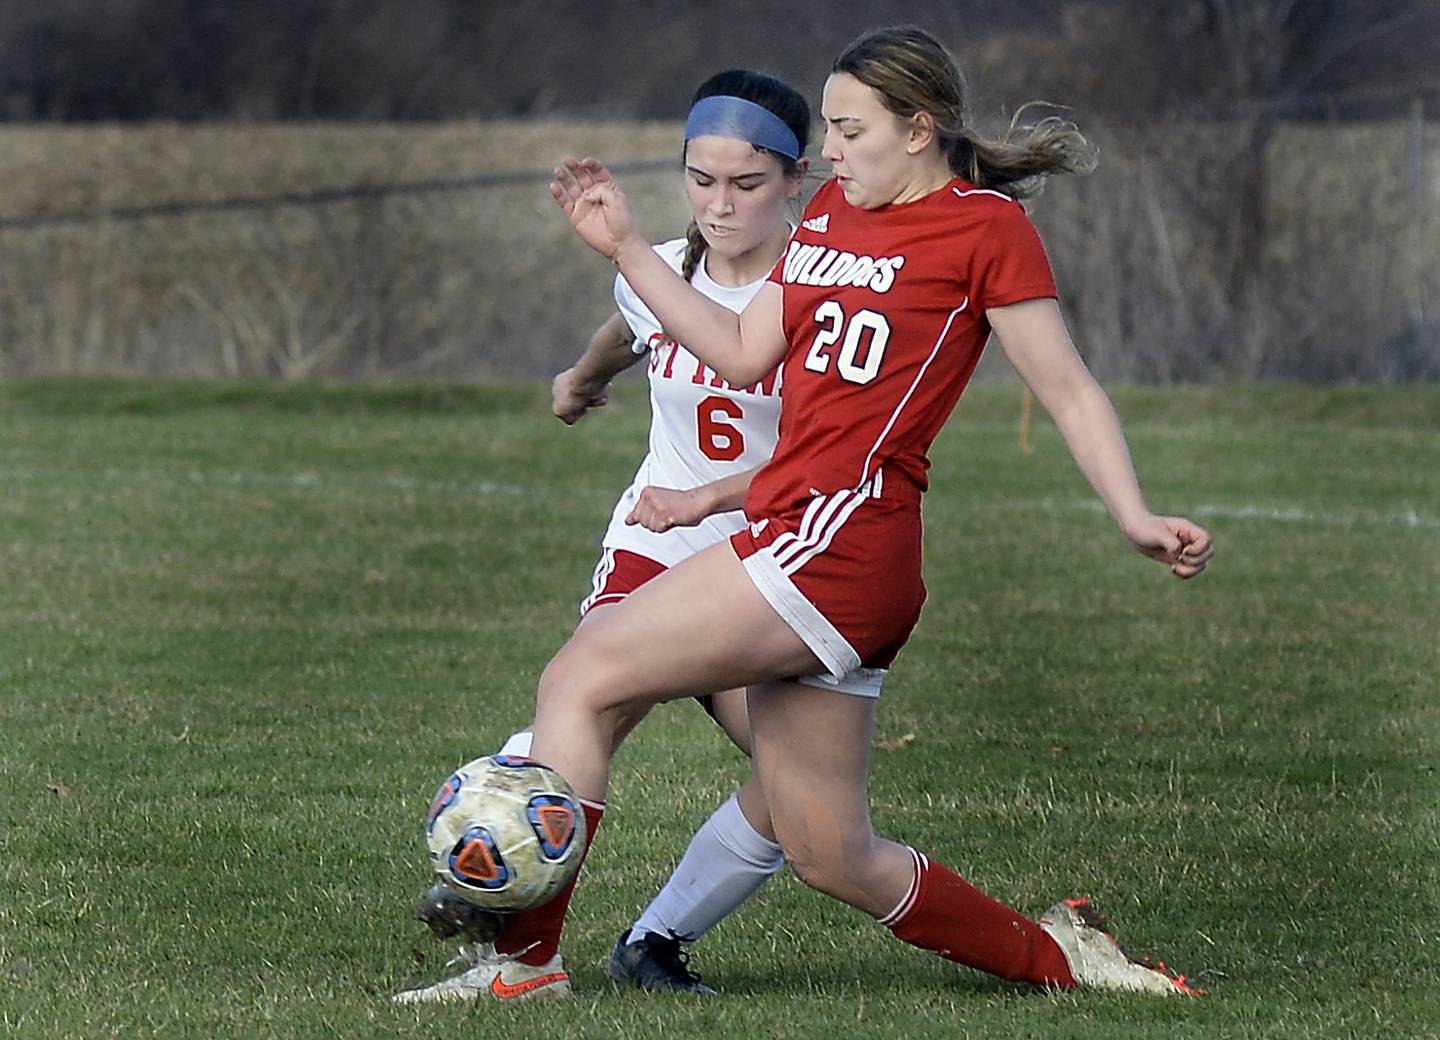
[746,177,1057,518]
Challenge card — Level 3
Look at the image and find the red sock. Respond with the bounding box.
[494,799,604,966]
[881,848,1076,987]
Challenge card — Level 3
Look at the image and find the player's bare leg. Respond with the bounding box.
[744,680,913,913]
[529,541,822,801]
[746,680,1074,982]
[497,608,754,761]
[702,685,754,757]
[498,605,651,758]
[746,680,1189,993]
[438,584,781,1001]
[460,543,815,991]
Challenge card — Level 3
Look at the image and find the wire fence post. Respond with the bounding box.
[1411,95,1427,331]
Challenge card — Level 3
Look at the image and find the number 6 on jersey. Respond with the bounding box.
[697,395,745,461]
[804,302,891,385]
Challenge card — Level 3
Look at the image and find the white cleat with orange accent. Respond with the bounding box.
[392,943,573,1005]
[1038,899,1200,997]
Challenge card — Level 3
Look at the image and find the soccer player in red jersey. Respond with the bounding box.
[449,25,1213,1002]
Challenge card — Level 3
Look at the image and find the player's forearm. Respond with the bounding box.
[613,237,759,384]
[571,313,640,389]
[696,467,759,517]
[1048,380,1152,536]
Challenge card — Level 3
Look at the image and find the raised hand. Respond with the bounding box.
[549,157,641,261]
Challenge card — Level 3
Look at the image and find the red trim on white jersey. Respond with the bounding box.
[579,548,618,615]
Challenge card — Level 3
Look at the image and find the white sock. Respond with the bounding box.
[630,792,784,944]
[497,729,533,757]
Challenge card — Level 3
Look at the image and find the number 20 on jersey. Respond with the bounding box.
[804,302,892,385]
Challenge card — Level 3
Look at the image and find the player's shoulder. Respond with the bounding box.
[652,237,689,272]
[616,236,688,305]
[942,180,1028,217]
[935,182,1043,253]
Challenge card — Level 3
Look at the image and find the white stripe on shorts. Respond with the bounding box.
[772,487,857,571]
[767,489,832,565]
[770,468,881,573]
[741,549,861,682]
[579,547,617,616]
[781,488,869,575]
[740,471,889,693]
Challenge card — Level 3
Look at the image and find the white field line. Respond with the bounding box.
[3,464,1435,528]
[117,466,533,498]
[1045,497,1440,531]
[951,418,1440,442]
[1191,502,1439,530]
[0,464,531,499]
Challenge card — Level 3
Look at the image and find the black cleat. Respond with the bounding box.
[415,881,504,944]
[606,930,716,995]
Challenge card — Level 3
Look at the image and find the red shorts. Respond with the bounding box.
[580,548,668,616]
[730,472,926,697]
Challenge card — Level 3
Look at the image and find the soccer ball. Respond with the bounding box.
[424,755,587,912]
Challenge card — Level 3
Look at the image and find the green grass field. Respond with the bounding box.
[2,379,1437,1039]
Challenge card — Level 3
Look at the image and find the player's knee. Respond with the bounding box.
[535,643,607,717]
[783,846,843,895]
[535,637,634,720]
[772,804,879,898]
[773,832,842,895]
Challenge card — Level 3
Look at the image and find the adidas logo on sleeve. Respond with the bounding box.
[801,213,829,233]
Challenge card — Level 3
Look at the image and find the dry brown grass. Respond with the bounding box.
[0,118,1435,381]
[0,120,682,215]
[0,121,691,380]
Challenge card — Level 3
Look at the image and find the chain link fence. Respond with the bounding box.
[0,94,1434,383]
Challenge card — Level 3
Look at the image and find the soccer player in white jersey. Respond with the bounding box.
[395,69,811,1005]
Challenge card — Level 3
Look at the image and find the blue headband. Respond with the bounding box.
[684,95,802,160]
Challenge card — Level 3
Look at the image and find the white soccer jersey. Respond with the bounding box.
[601,237,783,568]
